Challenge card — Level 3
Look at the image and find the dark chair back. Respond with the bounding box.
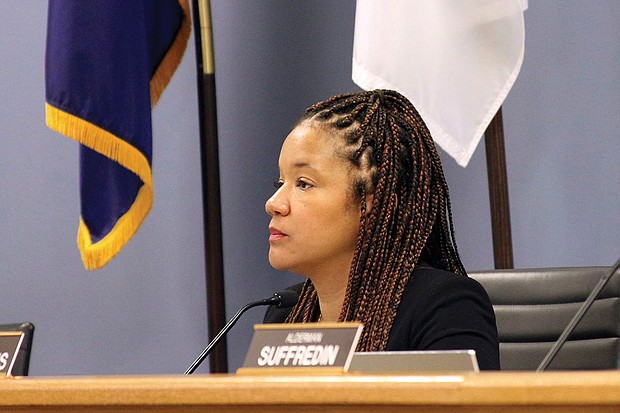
[469,267,619,370]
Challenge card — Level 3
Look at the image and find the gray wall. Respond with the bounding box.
[1,1,618,376]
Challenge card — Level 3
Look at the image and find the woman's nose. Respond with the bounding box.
[265,188,290,216]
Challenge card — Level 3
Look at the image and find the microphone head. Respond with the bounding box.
[273,290,299,308]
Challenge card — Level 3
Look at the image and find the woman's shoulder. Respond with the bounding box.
[408,262,489,299]
[395,262,496,332]
[391,262,500,370]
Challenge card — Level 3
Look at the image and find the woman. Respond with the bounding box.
[263,90,500,370]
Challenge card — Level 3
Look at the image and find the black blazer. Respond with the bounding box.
[264,264,501,370]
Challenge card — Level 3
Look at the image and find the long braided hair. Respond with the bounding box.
[284,90,466,352]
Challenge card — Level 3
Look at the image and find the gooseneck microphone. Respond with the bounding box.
[184,290,298,375]
[536,255,620,371]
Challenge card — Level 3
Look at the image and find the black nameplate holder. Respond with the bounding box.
[0,332,25,377]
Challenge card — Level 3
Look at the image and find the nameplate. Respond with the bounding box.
[0,332,25,377]
[238,322,363,375]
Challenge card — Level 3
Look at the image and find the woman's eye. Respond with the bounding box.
[297,179,312,190]
[273,180,283,189]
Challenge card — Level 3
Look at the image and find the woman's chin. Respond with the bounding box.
[269,256,305,275]
[268,255,291,271]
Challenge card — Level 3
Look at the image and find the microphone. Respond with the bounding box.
[184,290,298,375]
[536,256,620,371]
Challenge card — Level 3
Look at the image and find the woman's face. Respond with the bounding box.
[265,123,362,280]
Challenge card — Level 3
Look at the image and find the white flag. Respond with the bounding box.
[352,0,526,167]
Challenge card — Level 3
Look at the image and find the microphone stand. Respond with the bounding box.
[536,255,620,371]
[184,295,283,375]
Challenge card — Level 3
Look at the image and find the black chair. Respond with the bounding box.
[0,322,34,376]
[469,267,619,370]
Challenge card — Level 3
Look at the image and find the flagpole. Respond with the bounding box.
[484,107,514,269]
[191,0,228,373]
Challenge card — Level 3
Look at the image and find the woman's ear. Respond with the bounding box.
[354,178,373,217]
[363,193,374,216]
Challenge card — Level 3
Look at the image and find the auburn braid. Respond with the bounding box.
[284,90,466,351]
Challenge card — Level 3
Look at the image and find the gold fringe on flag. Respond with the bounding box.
[151,0,192,107]
[46,103,153,270]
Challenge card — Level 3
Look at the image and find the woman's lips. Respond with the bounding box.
[269,227,287,242]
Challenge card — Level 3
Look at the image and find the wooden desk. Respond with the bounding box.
[1,371,619,412]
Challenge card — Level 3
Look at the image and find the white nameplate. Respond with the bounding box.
[0,332,25,377]
[238,322,363,375]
